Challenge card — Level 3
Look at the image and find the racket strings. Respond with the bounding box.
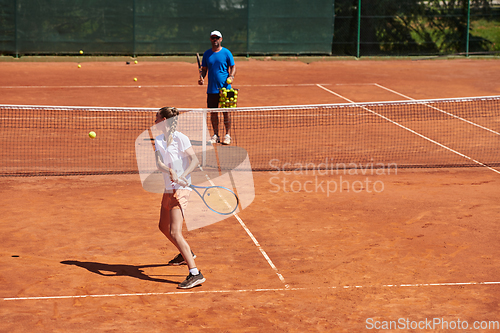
[204,187,238,214]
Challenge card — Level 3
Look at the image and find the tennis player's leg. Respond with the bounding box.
[207,93,220,143]
[159,192,195,266]
[167,209,196,267]
[159,192,205,288]
[222,112,231,145]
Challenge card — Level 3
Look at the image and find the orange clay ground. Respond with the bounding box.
[1,57,500,332]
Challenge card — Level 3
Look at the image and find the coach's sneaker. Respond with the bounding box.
[178,271,206,289]
[209,134,219,144]
[222,134,231,145]
[168,251,196,266]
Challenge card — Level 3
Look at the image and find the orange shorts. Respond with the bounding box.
[161,189,190,214]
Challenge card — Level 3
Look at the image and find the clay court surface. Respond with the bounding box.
[1,58,500,332]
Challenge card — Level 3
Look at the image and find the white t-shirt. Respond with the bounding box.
[154,131,192,191]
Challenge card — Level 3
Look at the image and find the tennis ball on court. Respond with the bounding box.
[79,50,83,54]
[134,60,138,64]
[88,131,96,139]
[134,77,138,81]
[77,64,81,68]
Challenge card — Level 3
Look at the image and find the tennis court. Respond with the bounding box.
[1,58,500,332]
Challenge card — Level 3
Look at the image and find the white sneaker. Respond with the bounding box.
[222,134,231,145]
[209,134,219,144]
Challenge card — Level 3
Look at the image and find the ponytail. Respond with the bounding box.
[158,107,179,145]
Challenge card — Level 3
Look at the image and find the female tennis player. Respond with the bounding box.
[154,106,206,289]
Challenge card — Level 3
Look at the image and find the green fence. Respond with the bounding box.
[0,0,334,56]
[0,0,498,57]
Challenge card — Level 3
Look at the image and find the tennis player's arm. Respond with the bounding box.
[155,151,183,184]
[228,65,236,81]
[199,67,208,85]
[155,151,171,174]
[179,146,199,182]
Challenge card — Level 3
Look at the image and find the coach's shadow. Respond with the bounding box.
[61,260,181,285]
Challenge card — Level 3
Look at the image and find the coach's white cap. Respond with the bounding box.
[210,30,222,38]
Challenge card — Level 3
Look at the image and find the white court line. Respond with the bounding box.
[4,281,500,301]
[316,84,354,103]
[374,83,500,137]
[316,84,500,175]
[233,213,289,288]
[0,83,333,89]
[0,83,375,89]
[200,167,289,288]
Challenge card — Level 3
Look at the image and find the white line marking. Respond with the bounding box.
[316,84,354,103]
[4,281,499,301]
[0,83,379,90]
[233,213,289,288]
[372,83,414,100]
[200,167,288,288]
[316,85,500,175]
[0,83,336,89]
[374,83,500,137]
[359,104,500,175]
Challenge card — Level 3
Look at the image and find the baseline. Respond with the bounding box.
[4,280,500,302]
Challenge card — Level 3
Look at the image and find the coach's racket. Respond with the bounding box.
[196,53,202,75]
[196,53,201,69]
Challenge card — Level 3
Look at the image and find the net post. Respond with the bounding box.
[202,109,207,167]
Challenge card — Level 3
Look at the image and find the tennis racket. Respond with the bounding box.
[196,53,202,71]
[196,53,204,85]
[190,164,239,215]
[189,183,239,215]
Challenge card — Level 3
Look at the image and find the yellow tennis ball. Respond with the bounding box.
[134,77,137,81]
[77,64,81,68]
[134,60,138,64]
[79,50,83,54]
[226,78,232,84]
[88,131,96,139]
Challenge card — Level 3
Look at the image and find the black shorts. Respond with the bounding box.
[207,93,219,108]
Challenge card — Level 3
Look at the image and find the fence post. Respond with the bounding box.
[133,0,136,57]
[357,0,361,58]
[246,0,250,57]
[466,0,471,57]
[14,0,18,58]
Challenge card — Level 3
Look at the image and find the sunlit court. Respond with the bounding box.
[1,56,499,331]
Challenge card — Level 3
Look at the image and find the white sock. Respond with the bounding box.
[189,267,199,275]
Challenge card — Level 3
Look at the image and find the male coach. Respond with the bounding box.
[198,30,236,145]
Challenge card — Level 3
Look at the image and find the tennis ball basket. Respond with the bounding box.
[219,88,239,108]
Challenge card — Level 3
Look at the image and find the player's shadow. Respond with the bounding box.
[60,260,181,284]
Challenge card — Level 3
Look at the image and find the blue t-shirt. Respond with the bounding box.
[202,47,235,94]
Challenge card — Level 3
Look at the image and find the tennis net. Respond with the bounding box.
[1,95,499,176]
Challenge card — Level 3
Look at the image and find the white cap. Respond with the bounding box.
[210,30,222,38]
